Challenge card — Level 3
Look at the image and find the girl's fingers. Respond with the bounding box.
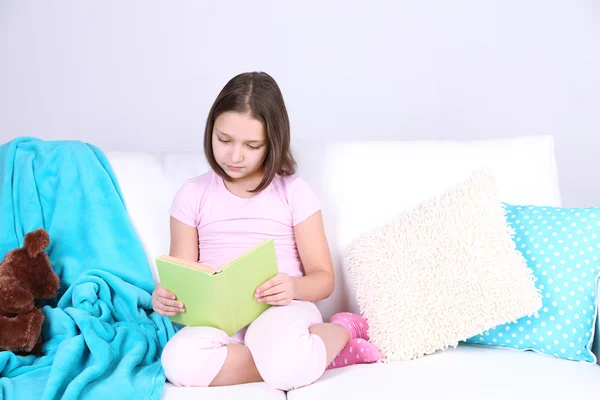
[261,292,289,304]
[266,297,292,306]
[156,303,184,315]
[157,286,176,300]
[257,284,285,298]
[163,298,184,309]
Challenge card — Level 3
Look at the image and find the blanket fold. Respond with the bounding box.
[0,137,176,400]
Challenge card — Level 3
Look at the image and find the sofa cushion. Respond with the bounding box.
[344,170,542,362]
[287,346,600,400]
[466,204,600,363]
[161,382,285,400]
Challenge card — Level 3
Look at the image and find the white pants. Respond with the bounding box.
[161,300,327,390]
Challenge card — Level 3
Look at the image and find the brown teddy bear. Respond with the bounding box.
[0,228,60,356]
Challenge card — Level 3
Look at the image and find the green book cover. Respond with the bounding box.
[155,238,279,336]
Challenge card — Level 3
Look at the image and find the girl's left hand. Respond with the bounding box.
[255,273,296,306]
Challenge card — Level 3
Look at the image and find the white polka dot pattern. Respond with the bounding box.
[465,204,600,362]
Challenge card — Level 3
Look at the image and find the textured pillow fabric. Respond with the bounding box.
[345,170,542,362]
[465,204,600,363]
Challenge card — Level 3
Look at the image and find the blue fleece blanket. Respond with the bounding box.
[0,137,176,400]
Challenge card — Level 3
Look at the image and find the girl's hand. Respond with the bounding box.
[152,283,185,316]
[255,273,296,306]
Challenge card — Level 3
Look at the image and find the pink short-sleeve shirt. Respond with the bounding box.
[169,170,322,277]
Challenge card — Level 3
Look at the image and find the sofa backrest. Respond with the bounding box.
[106,135,600,359]
[290,135,561,318]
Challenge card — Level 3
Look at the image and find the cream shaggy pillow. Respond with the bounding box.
[346,169,542,362]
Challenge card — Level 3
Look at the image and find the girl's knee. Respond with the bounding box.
[244,302,326,390]
[245,323,326,390]
[161,327,230,387]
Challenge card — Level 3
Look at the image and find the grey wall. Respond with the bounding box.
[1,1,599,207]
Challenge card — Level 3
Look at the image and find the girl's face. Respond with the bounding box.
[212,111,268,182]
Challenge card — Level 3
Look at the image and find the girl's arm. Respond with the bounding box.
[255,210,335,305]
[152,217,198,316]
[169,216,199,262]
[292,211,335,302]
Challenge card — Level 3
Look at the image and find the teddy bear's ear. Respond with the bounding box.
[23,228,50,258]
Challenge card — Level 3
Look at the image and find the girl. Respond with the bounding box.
[152,72,381,391]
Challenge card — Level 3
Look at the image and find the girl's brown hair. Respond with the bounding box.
[204,71,296,193]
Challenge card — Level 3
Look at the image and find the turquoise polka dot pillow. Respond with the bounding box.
[465,204,600,362]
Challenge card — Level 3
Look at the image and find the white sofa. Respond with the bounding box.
[106,135,600,400]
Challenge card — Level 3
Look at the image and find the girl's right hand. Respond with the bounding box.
[152,284,185,316]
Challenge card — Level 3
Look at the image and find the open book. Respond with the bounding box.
[155,238,279,336]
